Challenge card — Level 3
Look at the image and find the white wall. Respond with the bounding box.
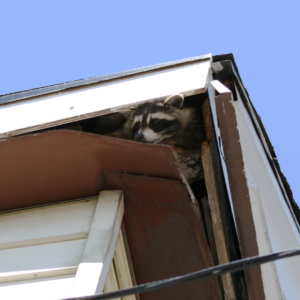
[233,90,300,300]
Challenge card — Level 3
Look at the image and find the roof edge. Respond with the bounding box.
[0,54,212,105]
[212,55,300,228]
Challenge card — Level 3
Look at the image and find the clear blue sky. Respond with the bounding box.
[1,1,299,204]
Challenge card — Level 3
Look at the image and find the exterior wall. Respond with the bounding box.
[0,191,126,299]
[233,89,300,300]
[3,53,299,299]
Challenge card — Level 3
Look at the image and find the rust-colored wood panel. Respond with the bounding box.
[215,93,265,300]
[104,172,222,300]
[0,130,188,212]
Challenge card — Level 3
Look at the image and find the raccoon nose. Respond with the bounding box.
[135,133,144,142]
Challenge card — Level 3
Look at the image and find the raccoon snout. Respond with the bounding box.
[135,133,144,142]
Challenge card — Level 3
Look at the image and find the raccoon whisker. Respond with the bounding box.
[157,125,181,135]
[157,128,179,135]
[157,129,173,135]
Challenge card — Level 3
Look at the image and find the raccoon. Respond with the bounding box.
[132,94,205,150]
[93,109,134,140]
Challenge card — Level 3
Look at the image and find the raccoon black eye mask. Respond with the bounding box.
[132,94,205,150]
[132,95,182,144]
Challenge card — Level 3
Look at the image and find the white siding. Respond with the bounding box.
[233,88,300,300]
[0,191,125,300]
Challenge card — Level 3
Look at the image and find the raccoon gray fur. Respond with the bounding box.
[93,109,134,140]
[132,94,205,150]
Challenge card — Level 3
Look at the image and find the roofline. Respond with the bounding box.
[212,54,300,228]
[0,53,212,105]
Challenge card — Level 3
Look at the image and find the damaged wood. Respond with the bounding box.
[104,172,222,300]
[202,97,236,299]
[202,97,249,300]
[215,93,265,300]
[0,130,196,211]
[199,195,225,296]
[201,141,236,300]
[173,148,204,184]
[202,98,213,144]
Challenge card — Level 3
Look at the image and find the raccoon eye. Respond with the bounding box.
[133,122,140,134]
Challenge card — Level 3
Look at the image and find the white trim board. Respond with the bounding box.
[70,190,124,297]
[207,75,237,230]
[104,227,138,300]
[210,80,231,94]
[0,54,212,104]
[0,60,211,139]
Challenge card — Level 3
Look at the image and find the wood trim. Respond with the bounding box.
[103,225,138,300]
[70,190,124,298]
[0,54,211,105]
[119,223,139,296]
[201,141,236,300]
[103,263,121,300]
[215,93,265,300]
[0,60,210,139]
[113,227,138,300]
[202,96,250,299]
[210,80,231,94]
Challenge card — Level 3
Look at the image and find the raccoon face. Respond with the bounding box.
[132,94,184,144]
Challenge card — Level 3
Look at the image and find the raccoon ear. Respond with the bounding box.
[164,94,184,108]
[117,108,134,119]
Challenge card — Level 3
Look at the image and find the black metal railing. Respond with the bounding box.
[64,248,300,300]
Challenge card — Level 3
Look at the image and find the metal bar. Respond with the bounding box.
[63,248,300,300]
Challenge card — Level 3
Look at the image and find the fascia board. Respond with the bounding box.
[0,54,212,105]
[0,58,211,139]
